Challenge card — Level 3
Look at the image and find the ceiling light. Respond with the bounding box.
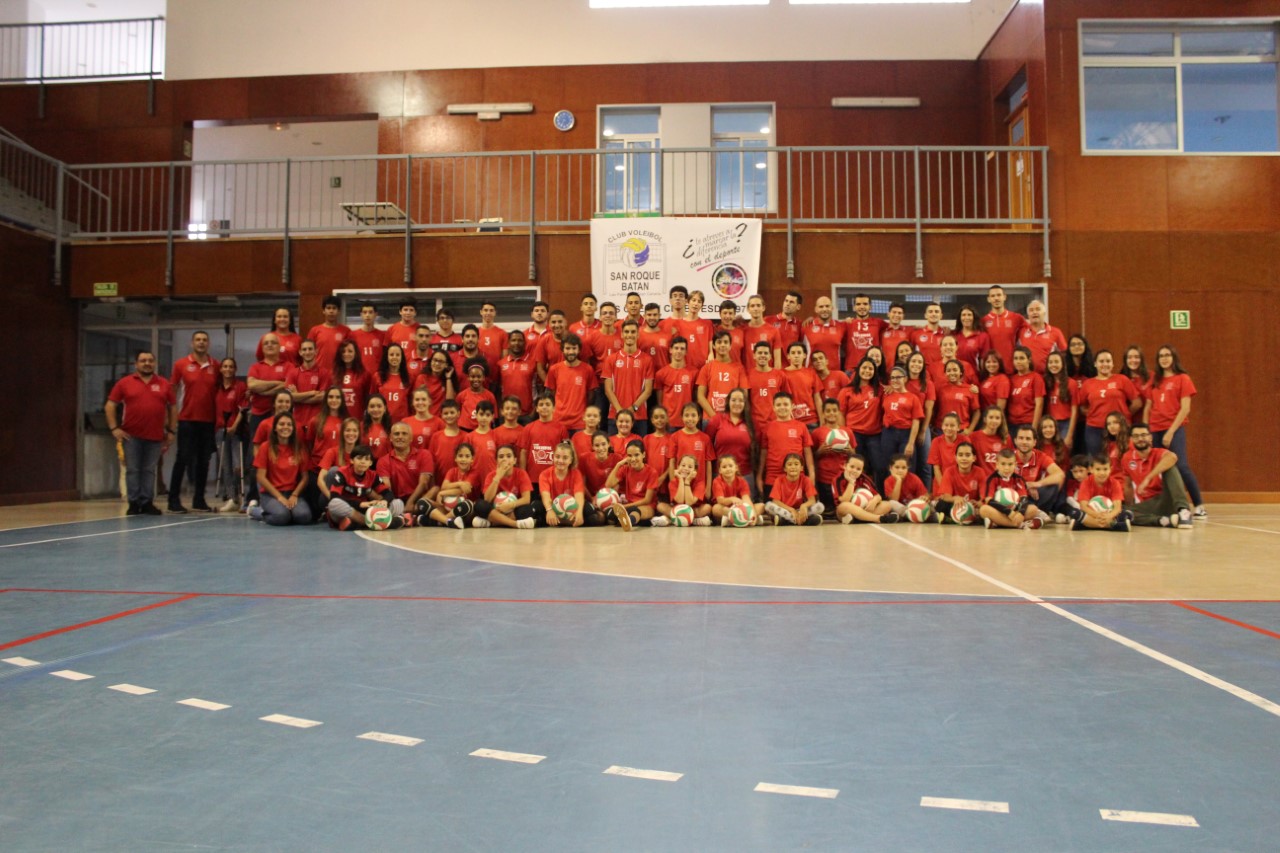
[446,103,534,121]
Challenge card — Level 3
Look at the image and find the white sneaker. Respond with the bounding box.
[1054,513,1069,525]
[1178,508,1193,526]
[218,498,238,513]
[839,513,853,525]
[516,518,536,529]
[693,516,711,527]
[720,514,731,527]
[650,515,670,527]
[471,517,491,528]
[810,501,825,516]
[1194,506,1208,520]
[765,501,796,524]
[1164,513,1180,529]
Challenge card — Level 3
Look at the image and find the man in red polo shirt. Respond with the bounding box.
[637,302,672,371]
[544,333,598,431]
[476,301,507,368]
[742,295,782,370]
[842,292,884,372]
[525,300,550,348]
[1018,298,1067,372]
[602,318,655,436]
[569,293,601,338]
[107,351,177,516]
[167,331,220,513]
[983,284,1025,374]
[534,310,570,386]
[881,303,911,370]
[801,295,843,368]
[768,290,804,354]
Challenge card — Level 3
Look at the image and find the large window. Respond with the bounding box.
[712,107,772,211]
[1081,22,1280,154]
[600,109,661,214]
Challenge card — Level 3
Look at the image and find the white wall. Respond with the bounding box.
[165,0,1018,81]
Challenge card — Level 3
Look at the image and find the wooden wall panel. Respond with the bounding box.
[0,226,78,502]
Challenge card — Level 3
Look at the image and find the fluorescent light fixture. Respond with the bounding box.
[832,96,922,108]
[602,128,616,137]
[446,103,534,121]
[754,162,767,169]
[793,1,968,4]
[592,0,767,6]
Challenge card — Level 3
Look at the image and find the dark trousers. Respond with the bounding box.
[169,420,216,506]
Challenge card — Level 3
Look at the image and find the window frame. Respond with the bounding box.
[1079,19,1280,156]
[711,105,776,213]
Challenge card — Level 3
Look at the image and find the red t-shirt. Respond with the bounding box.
[954,330,991,372]
[602,349,655,419]
[1146,374,1195,433]
[170,355,218,423]
[1120,447,1172,502]
[384,322,421,353]
[838,384,882,435]
[741,323,781,370]
[637,325,673,370]
[377,448,433,499]
[291,364,332,427]
[817,369,851,402]
[767,313,803,353]
[334,369,373,419]
[524,418,570,483]
[349,327,386,376]
[580,451,619,495]
[935,464,982,501]
[586,326,625,378]
[668,429,713,487]
[1079,474,1125,505]
[696,360,749,415]
[413,372,451,418]
[981,310,1025,372]
[712,475,752,503]
[881,391,924,430]
[1077,375,1140,428]
[911,326,947,366]
[214,380,248,431]
[927,434,964,472]
[363,422,391,459]
[843,317,885,371]
[770,473,817,509]
[253,443,307,493]
[801,319,844,367]
[484,468,534,501]
[497,354,537,415]
[783,367,822,425]
[455,387,497,431]
[883,472,929,502]
[375,374,413,422]
[1014,449,1057,483]
[979,373,1010,412]
[654,363,697,418]
[442,465,484,500]
[982,472,1029,502]
[747,368,788,430]
[429,430,469,481]
[402,415,444,453]
[1018,323,1067,372]
[493,424,529,462]
[644,430,674,479]
[1007,371,1045,425]
[539,467,585,503]
[306,324,351,372]
[476,325,507,370]
[247,360,299,417]
[812,424,855,485]
[545,361,599,430]
[616,463,660,505]
[1044,375,1079,422]
[108,373,175,441]
[881,326,911,370]
[934,383,978,431]
[759,418,814,482]
[967,431,1008,475]
[704,414,753,474]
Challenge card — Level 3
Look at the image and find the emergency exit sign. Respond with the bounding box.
[93,282,118,297]
[1170,310,1191,330]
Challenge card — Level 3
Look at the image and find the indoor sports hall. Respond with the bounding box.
[3,0,1280,850]
[3,504,1280,850]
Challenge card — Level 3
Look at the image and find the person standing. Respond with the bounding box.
[167,331,219,513]
[106,351,177,516]
[1145,344,1206,519]
[982,285,1025,374]
[768,290,804,354]
[842,292,884,373]
[800,296,843,368]
[306,295,351,370]
[1018,299,1066,372]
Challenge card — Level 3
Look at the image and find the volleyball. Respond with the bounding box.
[1087,495,1114,514]
[728,502,757,528]
[852,487,876,508]
[365,506,394,530]
[993,487,1020,510]
[671,504,695,527]
[551,493,579,518]
[824,428,851,451]
[951,501,977,525]
[495,490,517,506]
[906,497,933,524]
[441,494,460,510]
[595,488,621,510]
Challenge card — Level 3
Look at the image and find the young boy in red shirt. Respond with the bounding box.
[978,448,1048,530]
[1073,454,1132,532]
[756,393,815,500]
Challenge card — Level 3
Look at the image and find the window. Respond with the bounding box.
[712,107,772,212]
[600,109,660,214]
[1081,22,1280,154]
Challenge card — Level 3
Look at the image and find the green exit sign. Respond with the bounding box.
[1170,310,1191,330]
[93,282,118,297]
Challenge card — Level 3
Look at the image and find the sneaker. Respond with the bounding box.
[516,518,536,529]
[167,503,189,514]
[693,516,712,527]
[247,502,263,521]
[1112,512,1132,533]
[1163,514,1179,529]
[1021,517,1043,530]
[125,501,141,516]
[1054,513,1068,525]
[839,513,853,524]
[471,517,491,528]
[880,511,900,525]
[650,515,670,527]
[611,503,633,532]
[142,502,163,516]
[334,517,354,532]
[1071,518,1086,531]
[983,516,994,529]
[1193,506,1208,520]
[1178,508,1193,527]
[449,516,466,529]
[400,513,416,528]
[764,501,796,524]
[810,501,825,516]
[218,498,238,513]
[191,500,213,512]
[720,514,731,527]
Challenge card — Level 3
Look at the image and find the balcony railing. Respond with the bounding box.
[1,144,1050,286]
[0,17,165,115]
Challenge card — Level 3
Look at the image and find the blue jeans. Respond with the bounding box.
[1084,425,1105,457]
[262,490,312,526]
[912,428,933,490]
[852,431,884,485]
[1152,427,1202,506]
[124,437,164,506]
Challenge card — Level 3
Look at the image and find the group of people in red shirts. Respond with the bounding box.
[139,284,1200,532]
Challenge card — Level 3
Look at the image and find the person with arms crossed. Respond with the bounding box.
[801,296,843,368]
[167,331,218,513]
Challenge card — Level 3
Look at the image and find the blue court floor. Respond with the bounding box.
[2,510,1279,851]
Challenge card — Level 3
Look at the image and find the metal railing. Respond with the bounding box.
[0,128,108,237]
[0,17,164,116]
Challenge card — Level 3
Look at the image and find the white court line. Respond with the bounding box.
[108,683,156,695]
[754,782,839,799]
[603,765,684,782]
[260,713,322,729]
[50,669,93,680]
[358,731,423,747]
[1204,521,1280,536]
[470,748,546,764]
[873,526,1280,720]
[1100,809,1199,827]
[3,657,40,667]
[178,697,230,711]
[921,796,1009,813]
[0,516,226,549]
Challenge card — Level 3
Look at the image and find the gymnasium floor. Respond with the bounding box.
[2,501,1278,852]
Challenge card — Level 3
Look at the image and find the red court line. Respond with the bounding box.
[1172,601,1280,641]
[6,587,1279,607]
[0,593,202,652]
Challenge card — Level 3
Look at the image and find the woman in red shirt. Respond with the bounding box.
[376,344,414,421]
[332,340,373,419]
[1007,346,1045,437]
[953,305,992,373]
[414,350,456,418]
[1076,350,1141,456]
[1042,351,1079,449]
[252,413,311,526]
[839,357,885,486]
[904,352,936,488]
[539,441,588,527]
[1144,344,1204,515]
[477,444,535,529]
[934,360,980,435]
[979,351,1010,413]
[968,407,1010,476]
[309,388,349,471]
[257,307,303,365]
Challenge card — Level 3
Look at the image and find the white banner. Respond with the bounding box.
[590,217,762,316]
